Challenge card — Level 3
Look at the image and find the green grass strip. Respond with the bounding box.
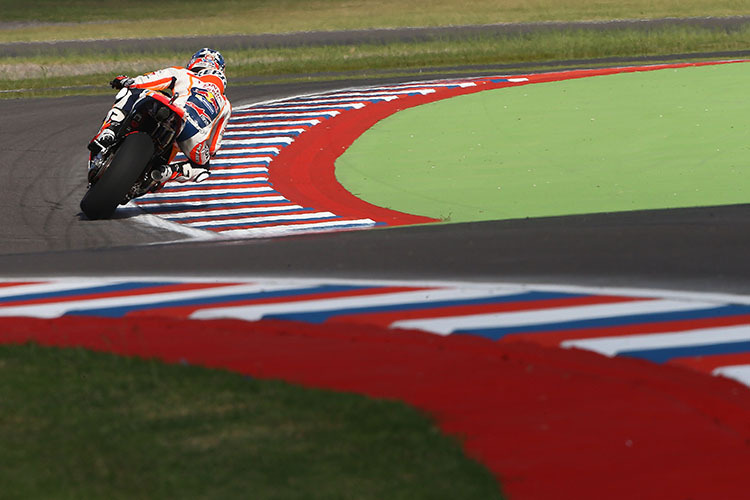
[0,343,503,500]
[2,25,750,99]
[336,62,750,222]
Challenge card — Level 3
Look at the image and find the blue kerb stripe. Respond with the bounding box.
[160,181,269,193]
[264,291,581,324]
[489,78,511,83]
[166,207,310,222]
[143,190,279,202]
[213,155,272,162]
[63,284,380,318]
[295,220,379,230]
[209,172,269,179]
[231,114,334,122]
[224,132,301,138]
[0,281,176,305]
[280,98,391,105]
[249,106,359,113]
[192,214,342,230]
[619,340,750,363]
[216,145,280,153]
[139,200,293,214]
[213,220,375,234]
[217,141,290,148]
[220,137,293,143]
[452,304,750,341]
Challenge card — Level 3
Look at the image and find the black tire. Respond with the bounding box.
[80,132,155,220]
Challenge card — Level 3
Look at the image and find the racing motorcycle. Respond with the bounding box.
[80,88,186,220]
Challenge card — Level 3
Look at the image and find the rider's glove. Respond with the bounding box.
[110,75,134,90]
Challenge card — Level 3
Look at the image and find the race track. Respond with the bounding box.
[4,66,750,499]
[2,72,750,294]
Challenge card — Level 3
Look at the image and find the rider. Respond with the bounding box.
[88,48,231,184]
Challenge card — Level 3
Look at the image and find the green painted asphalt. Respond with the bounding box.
[336,63,750,222]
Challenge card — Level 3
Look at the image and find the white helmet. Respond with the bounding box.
[187,48,225,73]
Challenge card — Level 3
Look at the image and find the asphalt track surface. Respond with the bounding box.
[2,71,750,294]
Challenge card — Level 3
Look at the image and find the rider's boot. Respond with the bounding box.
[87,127,116,155]
[149,162,210,190]
[173,162,211,183]
[151,164,174,183]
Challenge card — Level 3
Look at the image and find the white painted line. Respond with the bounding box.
[232,111,341,119]
[164,204,304,220]
[168,176,268,187]
[223,128,306,135]
[214,218,378,236]
[184,211,338,228]
[562,324,750,357]
[258,98,396,107]
[217,145,281,154]
[713,365,750,386]
[357,82,477,90]
[143,186,274,199]
[226,119,321,128]
[191,286,527,322]
[390,299,721,335]
[136,195,288,209]
[300,89,436,99]
[0,282,318,319]
[249,103,366,112]
[0,278,124,300]
[210,167,270,175]
[219,134,294,144]
[211,157,273,165]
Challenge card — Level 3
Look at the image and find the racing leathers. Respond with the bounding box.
[90,66,231,184]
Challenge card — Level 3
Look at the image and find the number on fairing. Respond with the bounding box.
[106,108,126,124]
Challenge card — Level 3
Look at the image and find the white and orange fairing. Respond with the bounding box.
[130,66,231,165]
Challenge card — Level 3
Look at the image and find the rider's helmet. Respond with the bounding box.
[197,67,228,92]
[187,48,225,74]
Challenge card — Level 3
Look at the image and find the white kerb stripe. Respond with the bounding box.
[0,279,125,300]
[211,157,274,165]
[165,204,304,220]
[215,218,377,236]
[713,365,750,387]
[249,103,365,112]
[144,186,274,199]
[190,286,528,322]
[185,211,338,228]
[136,195,288,209]
[562,324,750,357]
[0,283,317,319]
[390,299,721,335]
[302,89,435,99]
[226,119,321,128]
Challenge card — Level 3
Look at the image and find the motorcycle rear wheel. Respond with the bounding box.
[80,132,155,220]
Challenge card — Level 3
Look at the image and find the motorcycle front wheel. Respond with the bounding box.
[80,132,155,220]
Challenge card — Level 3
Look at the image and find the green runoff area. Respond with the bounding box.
[0,344,502,500]
[337,62,750,222]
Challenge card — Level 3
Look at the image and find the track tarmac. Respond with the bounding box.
[2,71,750,291]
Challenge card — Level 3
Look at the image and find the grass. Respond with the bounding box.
[0,0,748,97]
[0,343,504,500]
[3,24,749,98]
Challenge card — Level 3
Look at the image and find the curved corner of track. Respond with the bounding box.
[1,277,750,498]
[132,59,748,241]
[6,60,750,500]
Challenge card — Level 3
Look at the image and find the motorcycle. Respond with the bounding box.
[80,88,186,220]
